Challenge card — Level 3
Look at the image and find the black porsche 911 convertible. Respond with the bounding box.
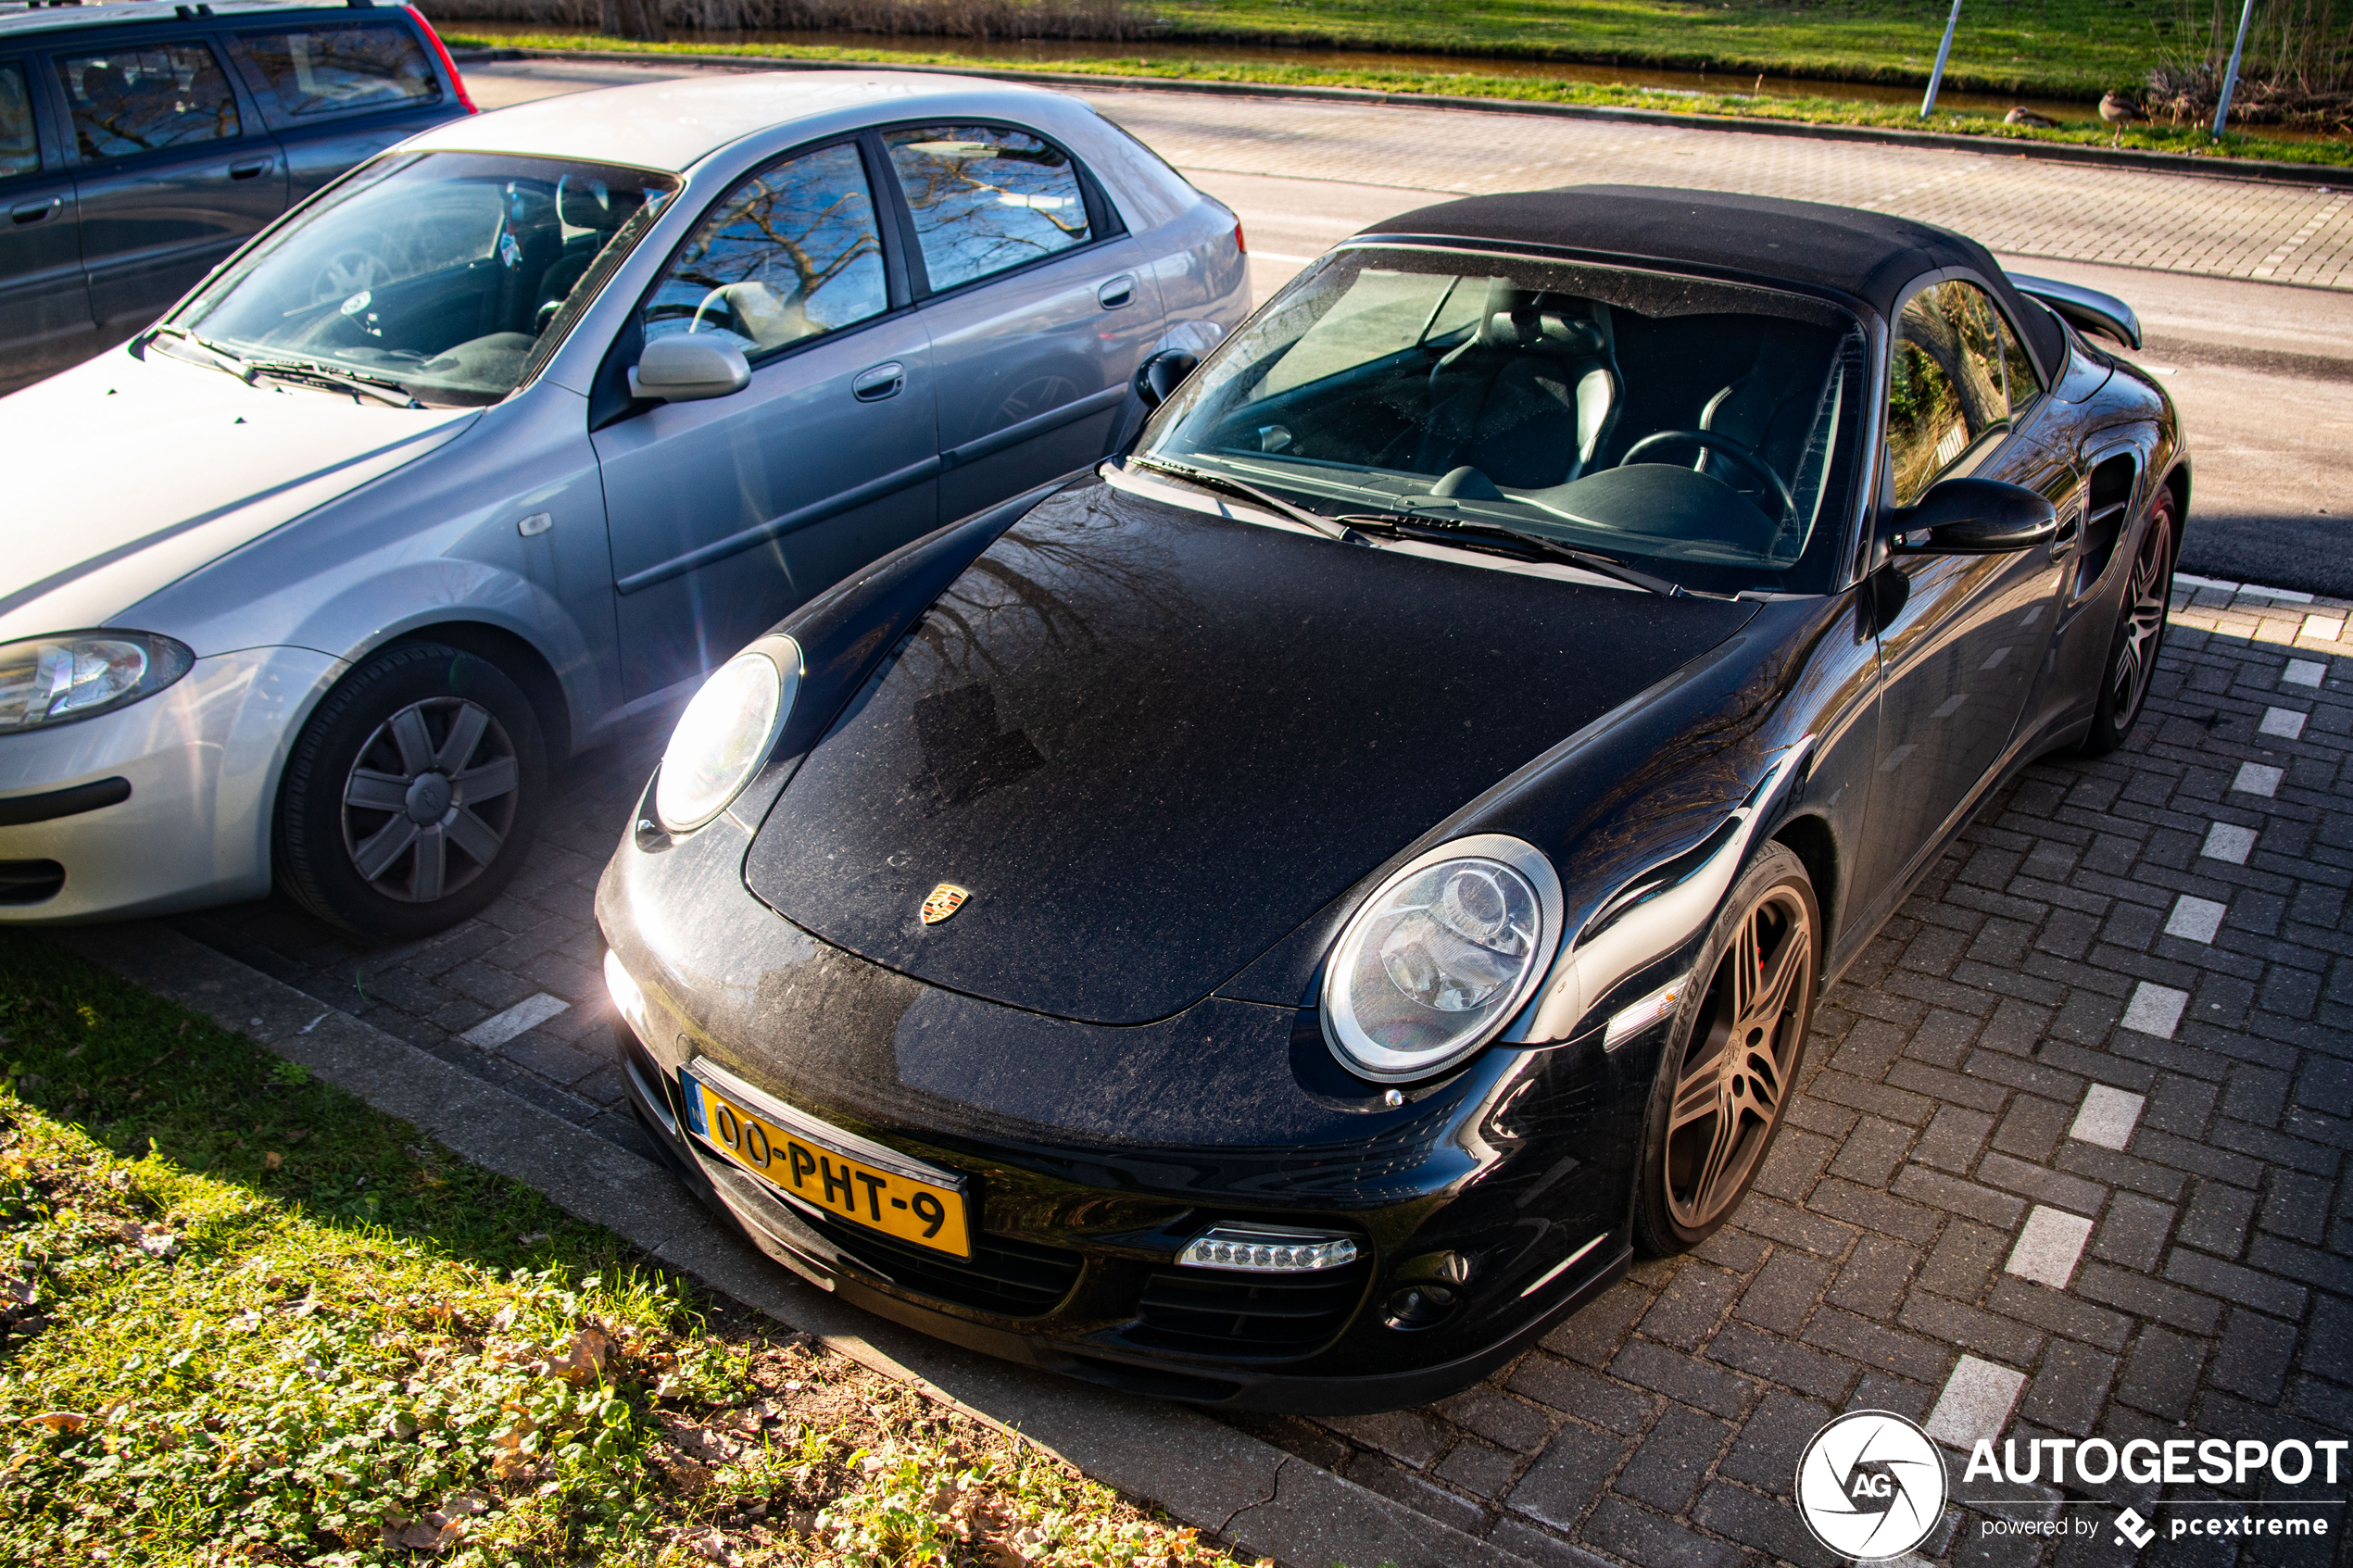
[595,186,2183,1413]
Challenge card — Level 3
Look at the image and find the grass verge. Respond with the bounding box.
[447,32,2353,169]
[0,931,1241,1567]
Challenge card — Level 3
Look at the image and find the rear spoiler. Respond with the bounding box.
[2007,273,2142,352]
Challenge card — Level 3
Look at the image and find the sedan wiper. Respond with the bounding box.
[1344,513,1684,596]
[1130,458,1356,543]
[240,357,423,409]
[147,325,250,380]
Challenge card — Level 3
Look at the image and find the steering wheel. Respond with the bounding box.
[311,249,384,307]
[1617,430,1797,523]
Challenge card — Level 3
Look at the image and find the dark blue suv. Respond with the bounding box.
[0,0,472,392]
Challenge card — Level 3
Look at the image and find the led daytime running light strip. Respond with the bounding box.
[1178,1225,1358,1273]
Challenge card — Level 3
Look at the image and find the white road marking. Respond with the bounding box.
[2006,1206,2095,1289]
[463,993,572,1048]
[1925,1356,2028,1449]
[2165,895,2227,944]
[2259,706,2308,739]
[2121,982,2189,1039]
[2070,1085,2146,1150]
[2202,822,2258,863]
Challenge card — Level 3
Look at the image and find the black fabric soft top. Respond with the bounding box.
[1354,184,2067,378]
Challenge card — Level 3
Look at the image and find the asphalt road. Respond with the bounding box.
[465,58,2353,595]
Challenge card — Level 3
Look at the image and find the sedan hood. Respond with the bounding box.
[0,348,478,643]
[745,484,1755,1025]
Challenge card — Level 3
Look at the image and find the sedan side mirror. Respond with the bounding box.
[629,334,750,402]
[1890,477,2057,556]
[1134,349,1199,409]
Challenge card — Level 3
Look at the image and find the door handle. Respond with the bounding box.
[229,158,271,180]
[852,362,904,402]
[9,196,58,224]
[1097,275,1136,310]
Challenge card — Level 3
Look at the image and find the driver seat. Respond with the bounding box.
[1694,320,1825,514]
[1415,288,1620,489]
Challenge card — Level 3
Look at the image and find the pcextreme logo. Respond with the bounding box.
[1795,1411,1947,1561]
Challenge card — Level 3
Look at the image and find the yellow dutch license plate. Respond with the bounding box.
[679,1062,972,1260]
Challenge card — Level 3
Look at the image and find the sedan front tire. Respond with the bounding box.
[275,643,547,938]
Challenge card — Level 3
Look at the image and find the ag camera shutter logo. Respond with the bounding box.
[1795,1410,1949,1561]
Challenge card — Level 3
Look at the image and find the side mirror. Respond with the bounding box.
[1890,477,2057,556]
[629,334,750,402]
[1134,349,1199,409]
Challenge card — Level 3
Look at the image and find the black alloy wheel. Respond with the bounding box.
[276,643,547,939]
[2080,493,2177,757]
[1632,842,1820,1255]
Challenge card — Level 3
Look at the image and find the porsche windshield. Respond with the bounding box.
[165,152,677,408]
[1138,246,1869,596]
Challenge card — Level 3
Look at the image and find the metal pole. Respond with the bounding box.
[1920,0,1964,117]
[2212,0,2258,137]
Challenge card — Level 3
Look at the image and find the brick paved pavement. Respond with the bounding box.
[1078,89,2353,290]
[170,579,2353,1564]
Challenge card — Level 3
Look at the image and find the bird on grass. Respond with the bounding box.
[2006,106,2059,128]
[2099,91,2145,142]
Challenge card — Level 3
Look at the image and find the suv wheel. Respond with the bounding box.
[276,643,547,939]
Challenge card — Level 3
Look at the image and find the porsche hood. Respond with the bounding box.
[744,484,1755,1025]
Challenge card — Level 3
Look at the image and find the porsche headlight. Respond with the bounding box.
[1322,834,1564,1082]
[0,632,194,734]
[653,635,799,833]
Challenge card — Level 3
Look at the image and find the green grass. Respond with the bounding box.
[1141,0,2170,99]
[449,31,2353,169]
[0,932,1239,1567]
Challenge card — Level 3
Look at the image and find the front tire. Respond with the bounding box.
[1630,842,1820,1257]
[2079,493,2176,757]
[276,643,547,940]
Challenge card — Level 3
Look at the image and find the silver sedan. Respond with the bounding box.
[0,70,1248,935]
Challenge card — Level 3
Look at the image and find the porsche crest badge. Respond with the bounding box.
[920,883,970,924]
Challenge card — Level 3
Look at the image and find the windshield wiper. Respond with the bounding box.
[147,325,250,379]
[1342,513,1684,596]
[1130,458,1358,544]
[240,357,422,409]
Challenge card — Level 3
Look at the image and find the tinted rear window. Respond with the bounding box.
[0,63,35,178]
[238,21,438,117]
[59,43,241,158]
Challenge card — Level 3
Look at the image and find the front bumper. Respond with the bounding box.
[0,646,344,922]
[613,1022,1629,1412]
[597,779,1650,1414]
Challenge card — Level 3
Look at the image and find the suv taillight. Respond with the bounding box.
[409,6,478,114]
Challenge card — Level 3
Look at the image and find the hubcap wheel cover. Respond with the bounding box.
[1664,884,1815,1232]
[339,696,521,904]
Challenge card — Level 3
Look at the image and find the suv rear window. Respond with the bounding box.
[238,21,438,118]
[0,64,36,178]
[59,43,242,159]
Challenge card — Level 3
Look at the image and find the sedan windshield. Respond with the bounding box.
[167,152,678,408]
[1138,246,1869,596]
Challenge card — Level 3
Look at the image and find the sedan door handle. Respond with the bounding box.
[1097,275,1136,310]
[852,362,904,402]
[9,196,58,224]
[229,158,271,180]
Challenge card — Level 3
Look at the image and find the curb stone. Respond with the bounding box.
[46,922,1539,1568]
[450,45,2346,192]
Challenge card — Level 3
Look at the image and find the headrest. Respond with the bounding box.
[1478,309,1604,357]
[559,177,640,232]
[76,64,127,105]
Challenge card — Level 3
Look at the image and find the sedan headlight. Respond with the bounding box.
[653,634,799,833]
[1322,834,1564,1082]
[0,632,194,734]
